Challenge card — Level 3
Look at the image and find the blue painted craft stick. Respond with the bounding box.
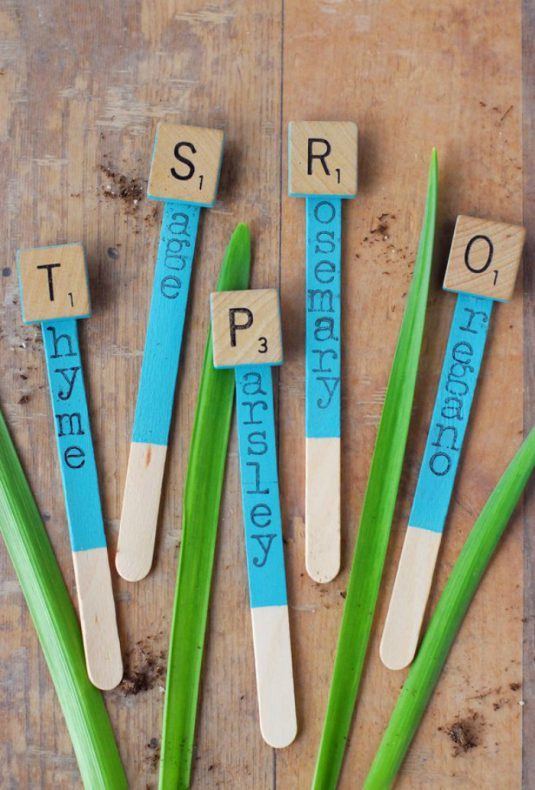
[117,122,224,582]
[132,201,200,445]
[42,318,110,553]
[407,293,492,533]
[289,121,358,583]
[16,243,122,690]
[235,365,288,610]
[305,196,342,440]
[210,287,297,749]
[380,215,526,671]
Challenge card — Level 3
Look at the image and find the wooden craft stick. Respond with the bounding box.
[116,123,224,582]
[288,121,358,583]
[17,243,122,690]
[380,216,525,671]
[210,288,297,748]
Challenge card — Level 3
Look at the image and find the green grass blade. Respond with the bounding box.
[159,223,251,790]
[313,150,438,790]
[364,427,535,788]
[0,410,126,789]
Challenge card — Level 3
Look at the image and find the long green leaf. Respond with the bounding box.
[364,427,535,788]
[0,410,126,788]
[159,223,251,789]
[313,150,438,790]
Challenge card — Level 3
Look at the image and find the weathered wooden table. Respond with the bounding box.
[0,1,532,787]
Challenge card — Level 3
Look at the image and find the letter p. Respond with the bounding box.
[229,307,253,347]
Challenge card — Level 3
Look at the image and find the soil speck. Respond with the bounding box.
[100,164,145,213]
[440,712,483,756]
[145,737,160,771]
[118,639,166,696]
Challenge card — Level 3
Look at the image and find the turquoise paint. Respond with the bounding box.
[132,201,201,445]
[409,293,493,534]
[235,365,288,609]
[42,318,107,552]
[305,196,342,439]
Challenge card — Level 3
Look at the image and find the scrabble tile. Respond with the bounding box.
[17,243,91,323]
[288,121,358,197]
[148,122,224,206]
[443,215,525,301]
[211,289,283,368]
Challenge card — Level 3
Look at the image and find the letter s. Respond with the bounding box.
[170,141,196,181]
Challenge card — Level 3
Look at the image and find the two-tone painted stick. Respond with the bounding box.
[210,288,297,748]
[16,243,122,690]
[288,121,358,582]
[380,215,526,671]
[116,123,224,581]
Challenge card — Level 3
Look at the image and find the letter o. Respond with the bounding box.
[429,451,451,477]
[464,234,493,273]
[314,200,336,225]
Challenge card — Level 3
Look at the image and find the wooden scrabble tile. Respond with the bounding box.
[147,122,224,206]
[443,215,525,301]
[211,289,283,368]
[17,243,91,323]
[288,121,358,197]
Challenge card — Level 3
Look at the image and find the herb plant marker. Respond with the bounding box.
[210,288,297,747]
[366,427,535,789]
[16,243,122,690]
[312,150,437,790]
[116,122,224,582]
[380,215,526,671]
[288,121,358,583]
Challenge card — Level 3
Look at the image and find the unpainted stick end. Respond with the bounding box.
[72,547,123,690]
[116,441,167,582]
[305,437,341,584]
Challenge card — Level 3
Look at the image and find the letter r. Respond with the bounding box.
[307,138,332,176]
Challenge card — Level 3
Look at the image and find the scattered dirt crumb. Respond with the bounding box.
[369,212,396,241]
[118,639,166,696]
[469,686,501,701]
[340,590,347,599]
[144,204,160,227]
[107,247,120,260]
[99,164,145,213]
[18,394,30,405]
[145,737,160,771]
[440,712,483,756]
[509,682,521,691]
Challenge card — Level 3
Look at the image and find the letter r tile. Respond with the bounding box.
[210,289,283,368]
[288,121,358,197]
[17,243,91,324]
[148,122,224,206]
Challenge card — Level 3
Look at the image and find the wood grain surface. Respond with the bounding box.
[0,1,528,787]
